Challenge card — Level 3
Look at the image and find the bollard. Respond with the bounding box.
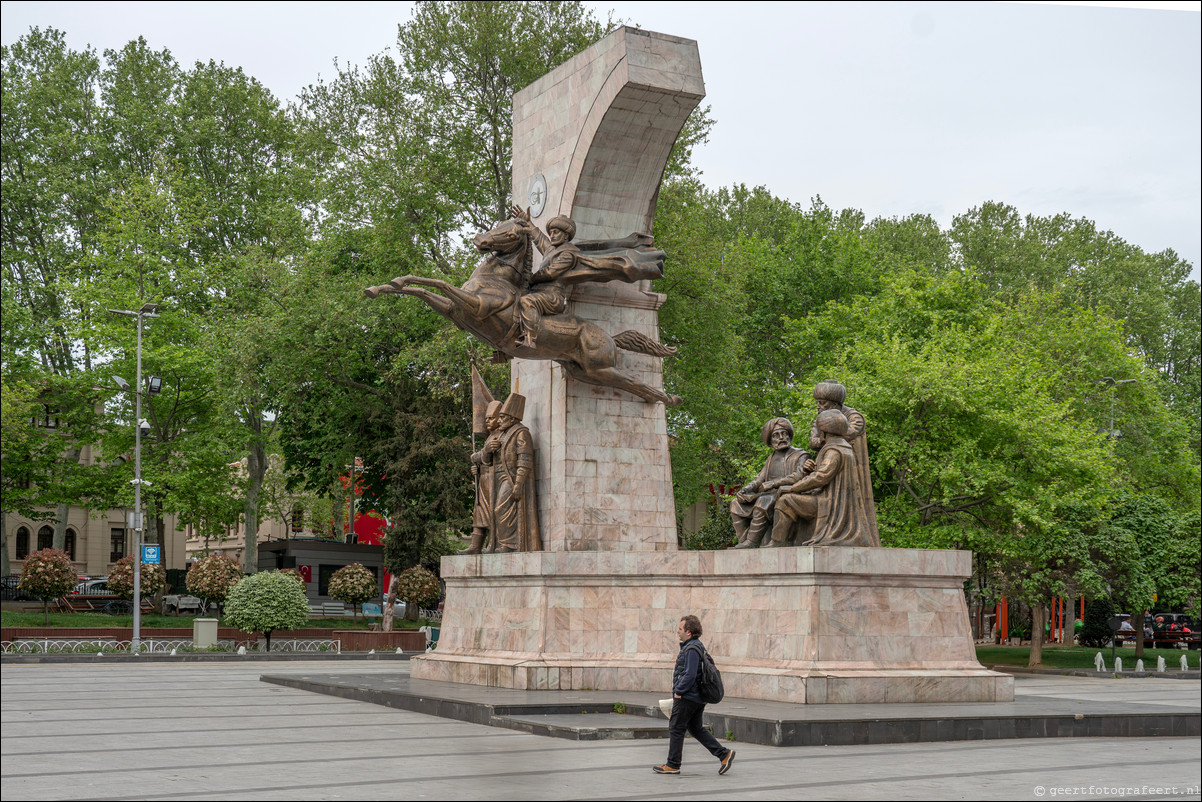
[1158,656,1166,673]
[1135,659,1144,673]
[1094,652,1105,672]
[1115,657,1122,673]
[1182,655,1189,671]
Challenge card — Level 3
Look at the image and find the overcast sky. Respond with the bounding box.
[3,1,1199,279]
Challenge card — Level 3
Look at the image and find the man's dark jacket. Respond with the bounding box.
[672,637,706,704]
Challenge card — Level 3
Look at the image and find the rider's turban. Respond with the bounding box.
[547,215,576,241]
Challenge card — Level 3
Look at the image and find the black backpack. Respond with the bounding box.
[687,641,725,704]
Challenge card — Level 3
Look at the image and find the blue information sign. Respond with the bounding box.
[142,545,161,565]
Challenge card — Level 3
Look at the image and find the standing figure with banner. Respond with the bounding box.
[485,393,541,553]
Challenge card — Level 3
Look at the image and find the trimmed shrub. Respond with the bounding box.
[19,548,77,624]
[395,565,441,610]
[328,563,378,618]
[108,555,167,600]
[186,554,243,609]
[224,571,310,651]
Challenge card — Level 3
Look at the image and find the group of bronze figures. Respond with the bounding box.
[730,381,879,549]
[458,378,879,554]
[462,392,541,554]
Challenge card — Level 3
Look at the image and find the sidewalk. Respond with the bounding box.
[3,660,1199,801]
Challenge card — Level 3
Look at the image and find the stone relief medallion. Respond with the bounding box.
[527,173,547,218]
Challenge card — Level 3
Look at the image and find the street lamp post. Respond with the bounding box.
[1098,377,1137,439]
[109,303,159,651]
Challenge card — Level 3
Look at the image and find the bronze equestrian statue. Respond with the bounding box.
[365,213,681,406]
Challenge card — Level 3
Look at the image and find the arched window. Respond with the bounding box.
[64,528,77,561]
[37,525,53,551]
[15,527,30,560]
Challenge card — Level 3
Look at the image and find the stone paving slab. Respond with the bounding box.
[259,670,1201,747]
[4,660,1199,800]
[498,712,669,740]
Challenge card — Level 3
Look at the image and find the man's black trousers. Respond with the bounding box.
[666,697,728,769]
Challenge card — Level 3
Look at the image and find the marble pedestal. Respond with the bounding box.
[410,546,1014,704]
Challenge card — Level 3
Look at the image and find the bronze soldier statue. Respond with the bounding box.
[483,393,541,553]
[513,210,577,349]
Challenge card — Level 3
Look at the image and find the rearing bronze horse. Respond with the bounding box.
[365,219,681,406]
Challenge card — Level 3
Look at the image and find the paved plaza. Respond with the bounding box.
[2,660,1199,801]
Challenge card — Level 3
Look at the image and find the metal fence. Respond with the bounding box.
[1,637,342,655]
[1,575,36,602]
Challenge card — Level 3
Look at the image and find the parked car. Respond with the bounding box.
[381,594,410,617]
[71,579,110,596]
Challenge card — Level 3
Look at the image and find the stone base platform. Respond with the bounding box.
[259,672,1200,747]
[411,546,1014,704]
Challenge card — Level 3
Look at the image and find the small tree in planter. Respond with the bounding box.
[185,554,243,615]
[108,555,167,605]
[328,563,378,619]
[223,571,310,651]
[395,565,442,622]
[18,548,77,624]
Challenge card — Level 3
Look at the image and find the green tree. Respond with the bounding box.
[396,0,608,230]
[950,201,1201,455]
[1,29,109,550]
[654,182,884,517]
[223,570,310,651]
[777,267,1198,665]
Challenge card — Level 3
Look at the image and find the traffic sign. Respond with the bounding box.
[142,545,161,565]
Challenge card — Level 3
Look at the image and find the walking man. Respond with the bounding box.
[653,615,735,776]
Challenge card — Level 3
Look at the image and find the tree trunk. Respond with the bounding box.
[382,575,399,633]
[52,448,82,551]
[1028,602,1046,667]
[330,484,344,540]
[1,513,9,576]
[1133,608,1146,660]
[243,437,267,574]
[264,630,271,652]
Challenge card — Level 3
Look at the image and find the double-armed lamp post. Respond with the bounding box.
[109,302,159,651]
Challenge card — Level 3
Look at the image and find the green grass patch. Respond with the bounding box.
[2,611,195,628]
[2,610,435,630]
[976,644,1199,670]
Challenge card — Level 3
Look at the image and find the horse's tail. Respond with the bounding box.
[613,330,677,357]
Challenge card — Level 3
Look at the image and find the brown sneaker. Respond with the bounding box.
[652,764,681,775]
[719,750,736,775]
